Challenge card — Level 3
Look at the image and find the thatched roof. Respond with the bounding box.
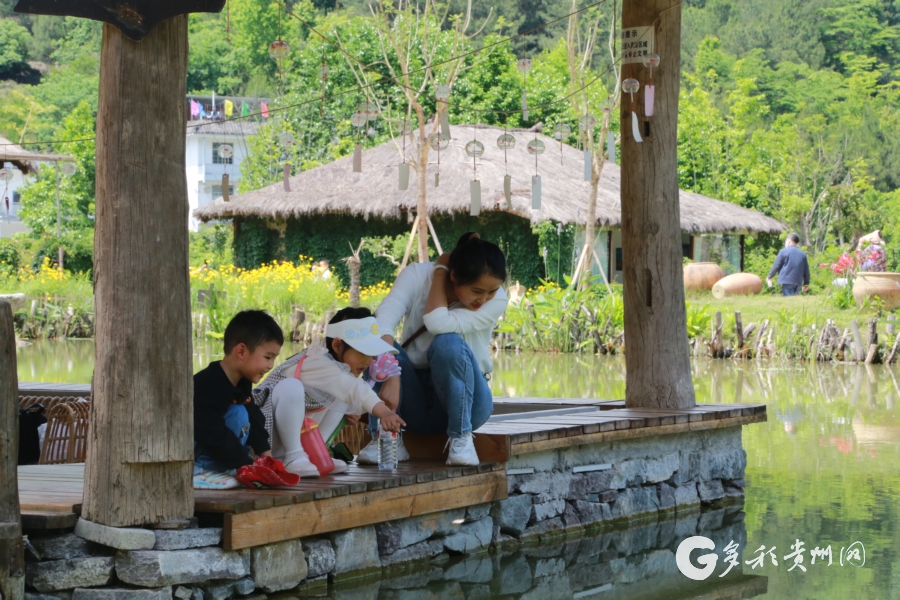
[0,135,74,175]
[194,124,786,235]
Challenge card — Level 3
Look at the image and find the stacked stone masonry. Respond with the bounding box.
[23,427,746,599]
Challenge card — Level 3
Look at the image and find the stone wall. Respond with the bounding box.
[23,427,747,599]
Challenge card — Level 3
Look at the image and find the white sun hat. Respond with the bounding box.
[325,317,397,357]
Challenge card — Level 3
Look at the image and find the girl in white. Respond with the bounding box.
[252,308,405,477]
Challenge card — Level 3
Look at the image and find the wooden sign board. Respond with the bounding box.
[621,26,655,65]
[14,0,225,41]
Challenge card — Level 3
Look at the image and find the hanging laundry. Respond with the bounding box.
[261,102,269,118]
[225,99,234,117]
[190,100,200,117]
[241,102,249,117]
[199,104,208,119]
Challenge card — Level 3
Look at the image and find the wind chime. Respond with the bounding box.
[268,7,290,95]
[517,58,532,121]
[278,132,295,191]
[217,141,234,201]
[435,84,451,139]
[526,135,545,210]
[496,129,516,206]
[552,123,572,165]
[465,126,485,216]
[643,53,660,119]
[429,132,449,187]
[623,72,642,143]
[351,100,379,172]
[0,168,12,213]
[578,113,597,180]
[397,118,413,191]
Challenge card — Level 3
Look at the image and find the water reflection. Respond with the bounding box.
[290,508,762,599]
[14,342,898,597]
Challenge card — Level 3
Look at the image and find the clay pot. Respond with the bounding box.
[853,272,900,310]
[711,273,763,299]
[683,262,725,291]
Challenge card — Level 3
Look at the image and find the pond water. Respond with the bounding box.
[15,341,900,598]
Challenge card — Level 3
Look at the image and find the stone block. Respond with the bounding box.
[571,501,611,527]
[27,593,72,600]
[657,483,676,512]
[466,504,491,522]
[490,495,532,537]
[190,589,202,600]
[75,520,156,551]
[153,529,222,551]
[514,471,573,502]
[198,582,233,600]
[698,480,725,504]
[174,588,192,600]
[723,485,744,502]
[676,451,702,485]
[726,478,746,489]
[232,578,255,596]
[443,517,492,554]
[674,482,700,509]
[698,508,725,532]
[568,469,616,500]
[441,555,493,584]
[328,526,381,579]
[642,454,680,485]
[631,487,660,516]
[26,558,115,592]
[251,539,307,593]
[561,503,582,532]
[708,449,747,482]
[116,548,249,587]
[519,517,565,543]
[490,554,532,596]
[301,539,335,579]
[375,510,464,555]
[30,534,107,561]
[464,584,491,600]
[598,490,618,503]
[531,499,565,523]
[608,459,647,489]
[71,588,172,600]
[380,538,444,568]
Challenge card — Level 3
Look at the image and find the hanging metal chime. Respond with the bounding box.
[429,132,450,187]
[526,137,545,210]
[465,135,485,217]
[497,132,516,206]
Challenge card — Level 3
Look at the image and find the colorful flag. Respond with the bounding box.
[190,100,200,116]
[241,102,249,117]
[225,99,234,117]
[261,102,269,118]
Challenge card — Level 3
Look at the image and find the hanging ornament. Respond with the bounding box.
[466,136,484,217]
[622,78,643,143]
[60,163,77,177]
[268,39,290,60]
[397,118,413,191]
[465,140,485,158]
[358,100,380,122]
[278,133,294,192]
[518,58,532,122]
[429,132,449,187]
[497,132,516,206]
[643,53,660,117]
[0,168,11,182]
[527,137,545,210]
[435,84,451,101]
[279,132,295,148]
[578,114,596,131]
[552,123,571,165]
[351,112,366,173]
[217,144,234,161]
[217,144,234,202]
[317,61,329,117]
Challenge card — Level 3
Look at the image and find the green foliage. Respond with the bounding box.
[0,237,19,272]
[18,100,95,236]
[534,221,575,285]
[685,302,712,339]
[829,280,855,310]
[30,231,94,275]
[190,224,234,268]
[233,217,278,269]
[0,18,30,77]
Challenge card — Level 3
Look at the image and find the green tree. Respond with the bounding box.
[0,17,31,77]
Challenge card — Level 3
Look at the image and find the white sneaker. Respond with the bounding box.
[355,437,411,465]
[446,433,479,466]
[330,459,349,474]
[193,471,241,490]
[283,457,320,478]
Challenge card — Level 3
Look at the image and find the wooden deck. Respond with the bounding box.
[17,397,766,550]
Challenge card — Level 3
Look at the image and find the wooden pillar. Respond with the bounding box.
[620,0,695,408]
[0,302,24,600]
[83,15,194,526]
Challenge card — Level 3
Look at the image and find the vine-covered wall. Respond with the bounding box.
[233,211,575,289]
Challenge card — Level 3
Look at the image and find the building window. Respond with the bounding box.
[212,142,233,165]
[12,191,20,203]
[211,185,235,199]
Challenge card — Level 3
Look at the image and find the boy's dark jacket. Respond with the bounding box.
[194,361,270,469]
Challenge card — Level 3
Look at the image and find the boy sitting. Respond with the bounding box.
[193,310,283,489]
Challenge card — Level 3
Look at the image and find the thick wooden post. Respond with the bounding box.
[83,16,194,526]
[620,0,695,408]
[0,302,24,600]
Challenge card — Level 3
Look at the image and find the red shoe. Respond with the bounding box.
[236,457,301,489]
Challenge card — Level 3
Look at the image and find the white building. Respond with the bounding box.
[185,120,258,231]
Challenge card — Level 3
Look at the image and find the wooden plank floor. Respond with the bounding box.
[18,382,92,398]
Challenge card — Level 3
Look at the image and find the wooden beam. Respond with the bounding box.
[223,470,508,550]
[509,413,766,456]
[0,301,24,600]
[621,0,695,409]
[83,15,193,527]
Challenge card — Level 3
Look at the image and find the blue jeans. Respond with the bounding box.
[782,285,800,297]
[370,334,493,437]
[193,404,250,474]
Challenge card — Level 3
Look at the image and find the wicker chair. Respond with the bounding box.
[39,401,90,465]
[18,395,88,412]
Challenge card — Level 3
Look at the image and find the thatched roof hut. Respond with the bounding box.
[0,135,74,175]
[194,124,785,236]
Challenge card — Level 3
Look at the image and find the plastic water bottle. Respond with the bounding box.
[377,425,398,471]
